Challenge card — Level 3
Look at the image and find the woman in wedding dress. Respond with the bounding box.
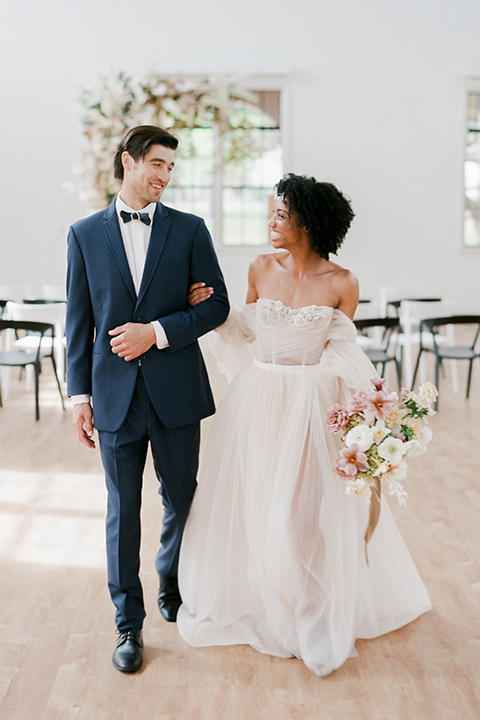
[177,174,431,676]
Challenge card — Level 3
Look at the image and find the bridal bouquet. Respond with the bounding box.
[326,378,437,556]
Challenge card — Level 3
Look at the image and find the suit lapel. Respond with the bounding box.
[102,202,136,301]
[136,203,171,306]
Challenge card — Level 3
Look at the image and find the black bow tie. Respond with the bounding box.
[120,210,151,226]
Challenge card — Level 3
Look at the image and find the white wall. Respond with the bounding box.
[1,0,480,309]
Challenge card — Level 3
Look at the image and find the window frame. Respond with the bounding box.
[462,76,480,251]
[168,74,290,248]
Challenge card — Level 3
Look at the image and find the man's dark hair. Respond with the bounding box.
[274,174,355,260]
[113,125,179,181]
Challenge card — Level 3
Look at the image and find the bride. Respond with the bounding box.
[176,174,431,676]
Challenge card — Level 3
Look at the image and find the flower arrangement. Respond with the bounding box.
[72,70,264,209]
[326,378,437,557]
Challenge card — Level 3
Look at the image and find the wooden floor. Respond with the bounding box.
[0,351,479,720]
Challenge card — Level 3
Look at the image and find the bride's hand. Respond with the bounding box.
[188,282,214,306]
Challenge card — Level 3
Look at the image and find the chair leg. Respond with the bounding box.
[466,360,474,399]
[34,362,40,421]
[395,358,402,390]
[411,348,423,391]
[50,355,65,410]
[434,356,440,411]
[439,358,446,378]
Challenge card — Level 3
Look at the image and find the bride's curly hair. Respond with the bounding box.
[274,174,355,260]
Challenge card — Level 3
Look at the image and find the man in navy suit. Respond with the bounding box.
[66,125,229,673]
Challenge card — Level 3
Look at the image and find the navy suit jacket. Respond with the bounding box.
[66,200,230,432]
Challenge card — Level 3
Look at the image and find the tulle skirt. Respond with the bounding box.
[177,357,431,676]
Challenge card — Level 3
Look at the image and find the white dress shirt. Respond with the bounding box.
[71,196,169,405]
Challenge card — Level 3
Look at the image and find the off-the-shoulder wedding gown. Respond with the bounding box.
[177,299,431,676]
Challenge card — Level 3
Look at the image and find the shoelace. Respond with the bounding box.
[116,628,142,646]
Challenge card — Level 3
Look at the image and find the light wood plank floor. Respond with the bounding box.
[0,351,479,720]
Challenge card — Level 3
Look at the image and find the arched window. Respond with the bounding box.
[167,88,283,246]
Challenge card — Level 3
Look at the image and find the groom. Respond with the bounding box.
[66,125,229,673]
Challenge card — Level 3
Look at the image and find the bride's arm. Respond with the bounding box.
[245,260,260,304]
[335,270,359,321]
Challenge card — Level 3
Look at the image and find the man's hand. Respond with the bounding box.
[188,282,213,306]
[109,322,156,361]
[72,402,96,449]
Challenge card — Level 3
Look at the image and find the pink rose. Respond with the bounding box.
[326,404,350,433]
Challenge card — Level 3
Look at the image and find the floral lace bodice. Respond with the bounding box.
[254,298,350,366]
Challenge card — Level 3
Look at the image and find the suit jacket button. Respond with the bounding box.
[137,317,142,322]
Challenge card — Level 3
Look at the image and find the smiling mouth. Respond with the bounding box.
[270,231,282,240]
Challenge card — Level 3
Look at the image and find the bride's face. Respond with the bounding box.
[268,196,302,250]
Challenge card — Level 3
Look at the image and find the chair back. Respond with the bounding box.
[0,320,55,361]
[419,315,480,352]
[354,316,400,352]
[5,301,67,379]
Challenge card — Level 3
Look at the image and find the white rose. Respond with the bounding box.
[345,424,375,452]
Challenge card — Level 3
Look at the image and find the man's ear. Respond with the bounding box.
[122,151,133,172]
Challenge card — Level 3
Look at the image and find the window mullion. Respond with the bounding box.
[213,124,224,245]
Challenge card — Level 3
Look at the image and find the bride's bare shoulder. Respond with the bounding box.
[249,252,286,277]
[329,262,358,291]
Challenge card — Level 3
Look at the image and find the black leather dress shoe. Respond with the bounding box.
[112,628,143,673]
[157,576,182,622]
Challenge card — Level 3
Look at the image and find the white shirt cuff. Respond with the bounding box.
[152,321,169,349]
[71,394,91,405]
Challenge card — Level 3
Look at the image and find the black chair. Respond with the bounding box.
[411,315,480,408]
[354,316,402,387]
[0,320,65,420]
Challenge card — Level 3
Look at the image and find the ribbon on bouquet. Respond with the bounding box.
[364,477,382,565]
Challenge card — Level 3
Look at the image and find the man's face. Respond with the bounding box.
[122,144,175,208]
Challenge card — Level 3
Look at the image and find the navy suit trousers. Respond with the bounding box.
[98,369,200,631]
